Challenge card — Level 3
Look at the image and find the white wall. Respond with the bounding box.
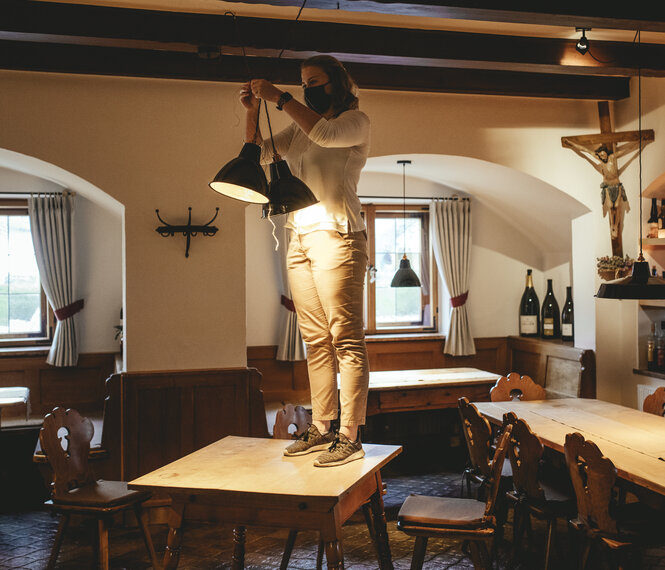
[595,78,665,406]
[0,167,123,353]
[246,163,579,346]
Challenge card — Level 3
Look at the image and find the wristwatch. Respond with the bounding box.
[276,91,293,110]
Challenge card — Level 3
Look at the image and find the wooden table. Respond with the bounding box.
[129,435,402,569]
[0,386,30,427]
[474,398,665,496]
[364,367,500,415]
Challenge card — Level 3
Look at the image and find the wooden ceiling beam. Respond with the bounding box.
[225,1,665,33]
[0,40,630,100]
[3,2,665,76]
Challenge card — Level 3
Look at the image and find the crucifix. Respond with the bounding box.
[562,101,654,258]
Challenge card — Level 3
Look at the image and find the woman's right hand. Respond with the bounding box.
[240,82,259,110]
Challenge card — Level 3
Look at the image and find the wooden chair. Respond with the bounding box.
[459,396,494,497]
[504,412,575,569]
[564,432,661,569]
[397,424,513,569]
[642,386,665,416]
[39,407,160,570]
[490,372,546,402]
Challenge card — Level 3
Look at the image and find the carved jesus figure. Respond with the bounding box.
[562,101,654,258]
[565,140,642,257]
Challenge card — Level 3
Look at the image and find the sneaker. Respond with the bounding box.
[283,424,336,457]
[313,433,365,467]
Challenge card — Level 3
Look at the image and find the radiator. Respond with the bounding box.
[637,384,657,411]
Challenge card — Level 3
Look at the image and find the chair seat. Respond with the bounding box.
[398,494,488,529]
[52,480,151,508]
[541,481,573,504]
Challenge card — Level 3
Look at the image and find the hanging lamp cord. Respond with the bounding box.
[225,11,262,144]
[638,30,644,260]
[402,161,407,258]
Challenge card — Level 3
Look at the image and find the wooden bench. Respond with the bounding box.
[507,336,596,399]
[34,368,269,487]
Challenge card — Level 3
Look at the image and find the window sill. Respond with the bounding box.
[0,345,51,358]
[365,332,445,343]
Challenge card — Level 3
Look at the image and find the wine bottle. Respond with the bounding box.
[541,279,560,339]
[659,199,665,238]
[647,322,656,372]
[519,269,540,337]
[561,286,574,342]
[648,198,659,238]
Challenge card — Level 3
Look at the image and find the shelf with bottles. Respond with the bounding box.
[642,238,665,247]
[638,303,665,372]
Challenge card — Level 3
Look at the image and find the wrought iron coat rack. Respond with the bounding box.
[155,207,219,258]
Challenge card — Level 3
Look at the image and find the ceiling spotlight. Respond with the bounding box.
[575,28,590,55]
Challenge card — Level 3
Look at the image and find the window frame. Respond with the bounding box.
[0,199,54,347]
[363,203,439,335]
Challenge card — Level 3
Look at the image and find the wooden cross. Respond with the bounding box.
[562,101,654,258]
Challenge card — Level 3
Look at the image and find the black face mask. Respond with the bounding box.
[304,83,332,114]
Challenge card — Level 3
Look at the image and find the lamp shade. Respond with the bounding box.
[596,259,665,299]
[209,143,269,204]
[262,159,318,217]
[391,255,422,288]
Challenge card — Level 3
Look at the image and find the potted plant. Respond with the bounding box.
[597,255,634,281]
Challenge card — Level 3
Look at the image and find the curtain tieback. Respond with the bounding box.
[281,295,296,313]
[54,299,84,321]
[450,292,468,308]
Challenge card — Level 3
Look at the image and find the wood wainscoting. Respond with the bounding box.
[0,351,116,422]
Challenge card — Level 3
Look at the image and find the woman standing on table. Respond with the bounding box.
[240,55,370,467]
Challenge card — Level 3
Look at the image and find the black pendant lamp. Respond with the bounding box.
[391,160,421,288]
[261,103,318,217]
[209,104,269,204]
[597,32,665,299]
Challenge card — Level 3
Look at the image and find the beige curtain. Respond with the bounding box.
[274,218,306,361]
[28,193,83,366]
[430,198,475,356]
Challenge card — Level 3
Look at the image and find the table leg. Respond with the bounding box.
[163,499,187,570]
[369,472,394,570]
[323,539,344,570]
[232,525,246,570]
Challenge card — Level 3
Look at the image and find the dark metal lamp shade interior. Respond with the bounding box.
[391,255,422,287]
[209,143,269,204]
[596,259,665,299]
[262,159,318,217]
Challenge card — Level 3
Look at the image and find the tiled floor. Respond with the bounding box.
[2,468,665,569]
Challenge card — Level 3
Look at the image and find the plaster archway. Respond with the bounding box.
[0,148,126,358]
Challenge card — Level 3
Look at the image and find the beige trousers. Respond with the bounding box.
[287,229,370,427]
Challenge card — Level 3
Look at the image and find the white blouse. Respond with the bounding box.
[261,109,370,235]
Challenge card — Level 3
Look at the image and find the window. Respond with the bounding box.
[0,200,52,345]
[363,204,438,334]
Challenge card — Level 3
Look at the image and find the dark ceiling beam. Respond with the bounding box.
[0,40,630,100]
[225,1,665,33]
[3,2,665,76]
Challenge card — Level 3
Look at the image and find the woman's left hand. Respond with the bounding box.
[250,79,282,103]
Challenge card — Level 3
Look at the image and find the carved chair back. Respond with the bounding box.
[504,414,546,503]
[490,372,546,402]
[39,407,95,498]
[273,403,312,440]
[484,424,513,519]
[643,387,665,416]
[564,432,618,535]
[458,397,493,479]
